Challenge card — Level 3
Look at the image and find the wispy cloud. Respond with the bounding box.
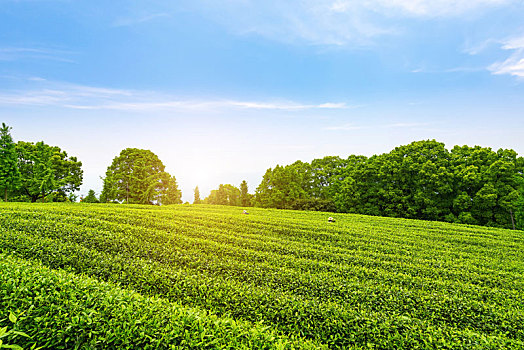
[489,35,524,78]
[112,13,171,27]
[383,122,430,128]
[0,47,75,62]
[410,66,486,74]
[367,0,510,17]
[0,81,348,112]
[323,123,363,131]
[190,0,514,47]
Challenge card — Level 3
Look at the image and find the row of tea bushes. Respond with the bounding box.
[0,252,318,349]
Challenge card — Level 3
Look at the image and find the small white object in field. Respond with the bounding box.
[328,217,335,222]
[243,210,249,215]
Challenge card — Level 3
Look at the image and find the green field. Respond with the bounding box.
[1,203,523,349]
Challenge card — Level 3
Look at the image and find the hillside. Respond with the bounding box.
[1,203,523,349]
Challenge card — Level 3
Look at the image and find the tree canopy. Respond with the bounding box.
[254,140,524,229]
[101,148,181,205]
[13,141,83,202]
[83,189,99,203]
[193,186,201,204]
[240,180,252,207]
[0,123,21,201]
[204,184,242,206]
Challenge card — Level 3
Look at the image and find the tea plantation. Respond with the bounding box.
[1,203,523,349]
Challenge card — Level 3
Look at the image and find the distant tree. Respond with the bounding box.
[253,140,523,229]
[204,184,241,206]
[193,186,201,204]
[83,189,99,203]
[450,145,522,227]
[216,184,228,205]
[101,148,181,205]
[68,192,78,203]
[240,180,252,206]
[309,156,348,199]
[515,175,524,230]
[14,141,83,202]
[255,161,310,209]
[0,123,21,201]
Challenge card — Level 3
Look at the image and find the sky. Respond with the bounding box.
[1,0,524,202]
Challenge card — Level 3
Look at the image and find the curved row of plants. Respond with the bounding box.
[0,252,315,349]
[1,203,523,349]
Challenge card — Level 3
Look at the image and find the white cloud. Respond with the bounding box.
[368,0,510,17]
[489,35,524,78]
[192,0,514,46]
[383,122,430,128]
[112,13,171,27]
[0,47,75,62]
[323,123,363,131]
[0,81,347,112]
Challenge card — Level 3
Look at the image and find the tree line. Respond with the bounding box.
[1,123,523,229]
[251,140,524,229]
[0,124,181,205]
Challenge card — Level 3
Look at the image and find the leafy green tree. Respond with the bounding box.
[193,186,201,204]
[309,156,348,200]
[240,180,252,206]
[204,184,241,206]
[450,145,523,228]
[15,141,83,202]
[254,161,310,209]
[253,140,523,228]
[101,148,181,205]
[0,123,21,201]
[83,189,99,203]
[514,175,524,230]
[216,184,228,205]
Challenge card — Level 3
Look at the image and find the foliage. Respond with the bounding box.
[255,161,310,209]
[255,140,524,228]
[101,148,181,205]
[0,309,35,350]
[1,203,523,349]
[0,252,312,349]
[0,124,19,201]
[240,180,252,207]
[13,141,83,203]
[82,189,99,203]
[289,198,336,212]
[0,123,21,202]
[193,186,201,204]
[516,175,524,230]
[204,184,241,206]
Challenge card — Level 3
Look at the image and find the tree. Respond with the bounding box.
[240,180,251,206]
[254,162,310,209]
[101,148,181,205]
[83,189,99,203]
[204,184,241,206]
[515,175,524,230]
[0,123,21,201]
[15,141,83,202]
[193,186,201,204]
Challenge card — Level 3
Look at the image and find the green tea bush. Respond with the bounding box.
[0,253,318,349]
[1,203,523,349]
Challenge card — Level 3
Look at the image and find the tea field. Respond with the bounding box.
[1,203,523,349]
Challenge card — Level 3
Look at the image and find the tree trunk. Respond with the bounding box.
[42,190,45,203]
[510,209,516,230]
[4,187,7,202]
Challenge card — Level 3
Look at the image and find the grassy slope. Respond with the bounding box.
[1,203,523,349]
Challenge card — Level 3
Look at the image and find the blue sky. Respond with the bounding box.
[1,0,524,202]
